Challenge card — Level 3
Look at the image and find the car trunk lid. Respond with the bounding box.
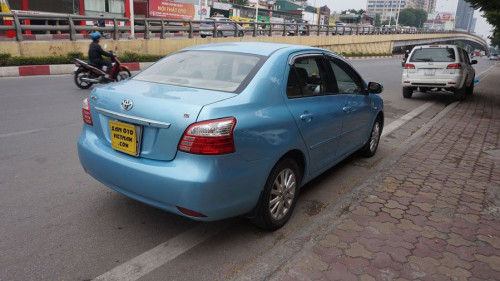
[88,80,235,161]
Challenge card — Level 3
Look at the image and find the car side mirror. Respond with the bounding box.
[471,60,477,65]
[367,82,383,94]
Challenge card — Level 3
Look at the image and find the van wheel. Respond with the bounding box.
[403,88,413,98]
[251,158,301,231]
[466,79,474,95]
[454,87,466,101]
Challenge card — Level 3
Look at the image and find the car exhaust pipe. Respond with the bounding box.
[80,77,101,83]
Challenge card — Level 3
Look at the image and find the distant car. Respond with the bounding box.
[200,17,244,38]
[489,54,498,60]
[402,44,477,100]
[333,22,351,35]
[77,42,384,230]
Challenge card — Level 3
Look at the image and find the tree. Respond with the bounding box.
[375,14,381,27]
[397,8,427,28]
[465,0,500,47]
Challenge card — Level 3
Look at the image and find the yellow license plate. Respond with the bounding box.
[109,120,140,156]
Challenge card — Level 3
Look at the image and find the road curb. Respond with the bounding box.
[0,62,150,78]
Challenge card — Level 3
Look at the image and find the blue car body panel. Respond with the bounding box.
[77,42,383,221]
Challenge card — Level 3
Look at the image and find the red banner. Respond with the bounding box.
[149,0,195,20]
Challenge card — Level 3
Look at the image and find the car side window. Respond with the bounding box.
[327,58,364,94]
[462,49,471,64]
[286,56,328,98]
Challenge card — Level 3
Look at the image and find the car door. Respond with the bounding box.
[325,56,373,158]
[284,53,347,175]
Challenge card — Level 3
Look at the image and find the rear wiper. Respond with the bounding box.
[414,58,433,62]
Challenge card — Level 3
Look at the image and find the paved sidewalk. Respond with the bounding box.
[271,67,500,280]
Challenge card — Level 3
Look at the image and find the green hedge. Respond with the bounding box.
[0,51,164,67]
[0,51,393,67]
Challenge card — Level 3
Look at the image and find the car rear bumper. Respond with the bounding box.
[402,75,465,89]
[77,126,268,221]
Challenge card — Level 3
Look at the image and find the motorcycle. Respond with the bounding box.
[73,51,131,89]
[401,56,407,67]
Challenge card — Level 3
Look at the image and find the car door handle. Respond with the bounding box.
[343,107,353,113]
[300,113,314,122]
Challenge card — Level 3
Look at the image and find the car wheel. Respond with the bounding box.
[403,87,413,98]
[200,34,206,38]
[359,116,382,157]
[238,31,244,37]
[216,31,223,38]
[454,86,466,101]
[466,79,474,95]
[251,158,301,231]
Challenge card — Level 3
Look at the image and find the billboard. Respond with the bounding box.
[149,0,196,20]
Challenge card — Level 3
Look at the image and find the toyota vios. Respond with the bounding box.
[77,42,384,230]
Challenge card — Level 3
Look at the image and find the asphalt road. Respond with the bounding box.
[0,57,496,281]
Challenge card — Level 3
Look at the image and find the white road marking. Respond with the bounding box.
[382,102,435,137]
[93,222,227,281]
[0,129,44,138]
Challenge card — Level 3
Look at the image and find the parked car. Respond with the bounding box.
[489,53,498,60]
[77,42,384,230]
[333,22,351,35]
[402,44,477,100]
[200,17,244,38]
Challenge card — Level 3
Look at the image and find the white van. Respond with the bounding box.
[402,45,477,100]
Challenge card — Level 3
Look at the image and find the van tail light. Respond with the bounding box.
[447,63,462,69]
[82,98,93,125]
[178,117,236,155]
[404,63,415,69]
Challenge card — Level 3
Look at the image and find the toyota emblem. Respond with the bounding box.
[121,99,133,111]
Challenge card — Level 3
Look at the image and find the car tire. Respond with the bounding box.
[466,79,474,95]
[359,116,382,157]
[454,86,466,101]
[216,31,223,38]
[238,31,244,37]
[251,158,301,231]
[201,34,206,38]
[403,87,413,98]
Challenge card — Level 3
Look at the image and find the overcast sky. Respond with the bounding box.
[313,0,493,40]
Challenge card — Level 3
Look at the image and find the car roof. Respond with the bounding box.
[183,42,324,57]
[415,44,460,49]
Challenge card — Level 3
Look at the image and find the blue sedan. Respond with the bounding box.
[78,42,384,230]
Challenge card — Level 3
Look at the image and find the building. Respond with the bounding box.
[366,0,435,23]
[455,0,474,32]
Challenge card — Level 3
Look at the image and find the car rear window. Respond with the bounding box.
[133,51,263,92]
[410,48,456,62]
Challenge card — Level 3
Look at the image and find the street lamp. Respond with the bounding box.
[395,0,402,27]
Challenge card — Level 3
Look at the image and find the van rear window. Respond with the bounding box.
[410,48,456,62]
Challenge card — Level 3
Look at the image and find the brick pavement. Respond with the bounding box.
[272,66,500,281]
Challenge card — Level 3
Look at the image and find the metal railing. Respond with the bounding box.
[0,12,485,45]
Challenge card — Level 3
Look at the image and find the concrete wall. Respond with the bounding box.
[0,33,479,57]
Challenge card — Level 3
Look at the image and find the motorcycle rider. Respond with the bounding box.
[88,32,113,80]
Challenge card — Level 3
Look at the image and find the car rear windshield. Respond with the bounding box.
[133,51,263,92]
[410,48,456,62]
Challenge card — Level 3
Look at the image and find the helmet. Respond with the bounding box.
[90,32,101,39]
[406,50,410,53]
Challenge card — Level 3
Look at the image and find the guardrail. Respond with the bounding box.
[0,12,483,43]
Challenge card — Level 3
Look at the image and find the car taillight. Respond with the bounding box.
[447,63,462,69]
[178,117,236,155]
[82,98,93,125]
[404,63,415,69]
